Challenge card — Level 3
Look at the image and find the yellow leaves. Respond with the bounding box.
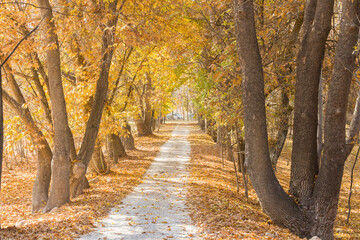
[1,124,173,240]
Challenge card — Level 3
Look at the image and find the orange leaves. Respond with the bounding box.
[0,124,174,240]
[187,127,302,239]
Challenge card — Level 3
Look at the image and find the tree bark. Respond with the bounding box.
[38,0,71,212]
[71,0,120,197]
[311,1,360,238]
[317,74,324,163]
[233,0,307,236]
[270,90,291,168]
[346,89,360,155]
[136,73,153,136]
[88,140,109,175]
[107,133,126,164]
[120,121,135,150]
[290,0,334,203]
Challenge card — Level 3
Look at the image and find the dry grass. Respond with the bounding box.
[187,124,360,239]
[0,124,174,240]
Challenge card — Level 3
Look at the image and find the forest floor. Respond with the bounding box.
[1,123,360,239]
[0,124,174,239]
[187,124,360,239]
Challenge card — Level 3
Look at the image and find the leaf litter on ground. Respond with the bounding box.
[0,124,175,240]
[186,124,360,239]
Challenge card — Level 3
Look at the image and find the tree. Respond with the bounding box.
[234,0,360,239]
[37,0,71,212]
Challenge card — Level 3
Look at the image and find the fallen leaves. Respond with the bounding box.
[186,126,302,240]
[187,125,360,239]
[0,124,174,240]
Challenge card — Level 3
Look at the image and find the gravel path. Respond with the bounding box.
[80,125,200,240]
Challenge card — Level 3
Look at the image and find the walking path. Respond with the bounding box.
[81,125,200,240]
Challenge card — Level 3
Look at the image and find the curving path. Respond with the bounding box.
[80,125,200,240]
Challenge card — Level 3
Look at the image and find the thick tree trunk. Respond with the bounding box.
[88,141,109,175]
[135,119,152,136]
[290,0,334,203]
[69,162,86,198]
[120,122,135,150]
[199,118,205,131]
[142,73,153,135]
[38,0,71,212]
[311,1,360,238]
[233,0,307,236]
[107,133,126,164]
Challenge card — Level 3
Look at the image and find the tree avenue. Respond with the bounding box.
[0,0,360,239]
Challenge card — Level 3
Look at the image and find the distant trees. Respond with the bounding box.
[234,0,360,239]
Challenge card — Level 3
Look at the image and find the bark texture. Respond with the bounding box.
[311,1,360,237]
[88,141,109,175]
[136,73,153,136]
[38,0,71,212]
[120,122,135,150]
[234,0,360,238]
[290,0,334,203]
[107,133,127,164]
[233,0,307,236]
[269,90,291,168]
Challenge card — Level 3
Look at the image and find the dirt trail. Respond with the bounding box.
[80,125,200,240]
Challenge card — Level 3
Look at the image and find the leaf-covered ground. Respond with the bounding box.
[187,124,360,239]
[0,124,174,240]
[2,123,360,239]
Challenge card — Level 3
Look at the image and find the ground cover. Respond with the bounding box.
[0,124,174,240]
[187,125,360,239]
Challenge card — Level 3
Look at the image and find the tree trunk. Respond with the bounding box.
[234,0,359,238]
[0,62,53,212]
[120,122,135,150]
[311,1,360,238]
[217,124,227,147]
[136,119,152,136]
[233,0,307,236]
[142,73,153,135]
[38,0,71,212]
[346,89,360,155]
[70,0,120,197]
[2,90,52,212]
[107,133,126,164]
[290,0,334,203]
[88,141,109,175]
[270,90,291,168]
[199,118,205,131]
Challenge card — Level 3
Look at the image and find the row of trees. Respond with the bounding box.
[0,0,192,213]
[2,0,359,239]
[190,0,360,239]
